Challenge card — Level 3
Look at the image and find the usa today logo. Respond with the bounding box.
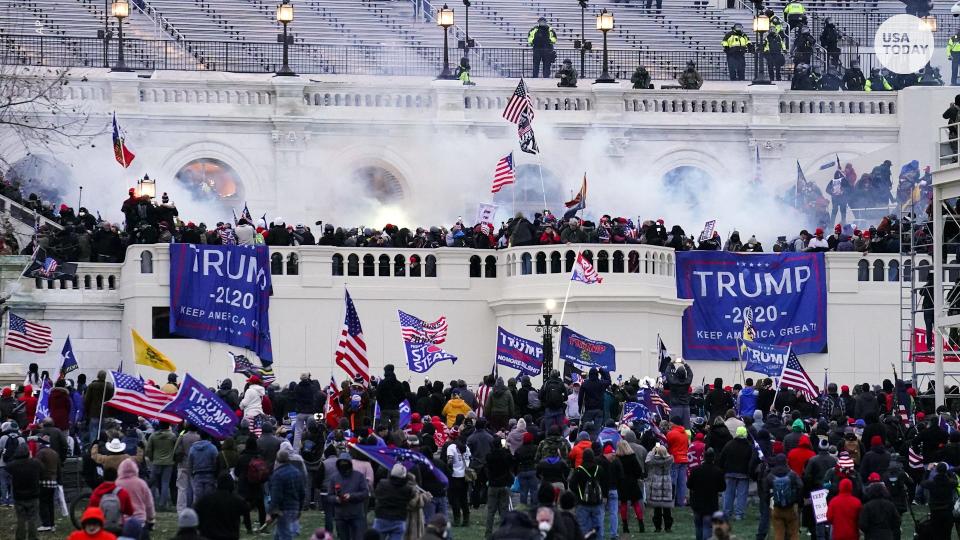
[875,14,934,74]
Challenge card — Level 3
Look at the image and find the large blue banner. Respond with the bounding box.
[496,327,543,376]
[676,252,827,360]
[169,244,273,361]
[559,327,616,372]
[161,373,238,439]
[740,339,790,377]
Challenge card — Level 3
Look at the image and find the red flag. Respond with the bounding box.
[112,113,135,168]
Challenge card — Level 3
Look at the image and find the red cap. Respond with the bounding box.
[603,444,615,455]
[841,385,849,392]
[59,204,69,211]
[523,432,534,444]
[247,375,262,384]
[815,228,824,235]
[1,388,10,398]
[129,188,136,195]
[917,412,926,421]
[23,385,31,395]
[695,432,705,441]
[868,472,881,482]
[835,224,841,233]
[411,413,421,422]
[656,219,664,224]
[870,435,882,448]
[863,230,872,239]
[724,386,732,392]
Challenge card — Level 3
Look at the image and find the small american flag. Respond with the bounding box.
[107,371,182,424]
[5,313,53,353]
[517,109,539,155]
[491,152,516,193]
[571,252,602,284]
[336,290,369,382]
[39,258,58,277]
[399,310,448,344]
[650,389,671,415]
[503,79,534,124]
[250,415,263,438]
[908,445,923,469]
[780,350,819,402]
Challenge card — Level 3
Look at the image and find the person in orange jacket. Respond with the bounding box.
[665,415,690,506]
[68,507,118,540]
[826,478,862,540]
[568,431,594,468]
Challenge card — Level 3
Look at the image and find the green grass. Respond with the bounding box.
[0,500,920,539]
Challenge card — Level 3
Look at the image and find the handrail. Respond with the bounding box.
[139,0,189,43]
[417,0,481,48]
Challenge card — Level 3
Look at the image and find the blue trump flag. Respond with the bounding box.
[558,327,616,372]
[399,399,412,429]
[169,244,273,361]
[495,327,543,377]
[675,252,827,360]
[352,444,448,486]
[33,377,52,423]
[740,339,791,377]
[161,373,238,439]
[59,336,78,378]
[405,343,457,373]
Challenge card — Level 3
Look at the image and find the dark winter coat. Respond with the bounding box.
[858,482,900,540]
[718,437,753,475]
[687,461,726,515]
[579,368,608,412]
[373,475,415,521]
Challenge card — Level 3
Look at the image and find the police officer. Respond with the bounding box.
[842,59,865,90]
[820,65,843,90]
[790,63,816,90]
[819,17,841,67]
[631,65,653,89]
[783,0,807,33]
[763,21,788,81]
[864,67,893,91]
[721,23,751,81]
[556,59,578,87]
[455,57,475,86]
[677,60,703,89]
[791,26,815,67]
[947,30,960,85]
[528,17,558,78]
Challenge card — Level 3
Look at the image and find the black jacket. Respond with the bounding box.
[665,363,693,406]
[579,369,607,412]
[373,476,415,520]
[486,446,515,488]
[6,454,42,500]
[717,438,753,475]
[854,391,879,419]
[859,446,890,481]
[294,379,317,415]
[195,477,250,540]
[921,471,957,512]
[687,462,726,515]
[859,483,900,540]
[377,372,405,410]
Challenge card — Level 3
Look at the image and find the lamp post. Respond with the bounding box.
[457,0,475,58]
[574,0,592,76]
[595,9,615,83]
[276,0,295,76]
[530,299,563,379]
[110,0,131,72]
[437,4,457,79]
[921,15,937,32]
[751,13,772,85]
[138,174,156,199]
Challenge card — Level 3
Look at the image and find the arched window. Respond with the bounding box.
[394,255,406,276]
[857,259,869,281]
[521,253,532,275]
[332,254,344,276]
[378,255,391,277]
[888,260,900,282]
[565,251,575,272]
[96,275,104,290]
[872,259,885,282]
[140,251,153,274]
[628,251,639,273]
[174,158,244,213]
[363,254,375,276]
[425,255,437,277]
[550,252,562,274]
[107,275,116,290]
[613,251,624,273]
[347,254,360,276]
[469,255,482,278]
[536,252,547,274]
[485,255,497,278]
[903,259,912,282]
[83,275,92,289]
[917,260,930,282]
[410,255,422,277]
[597,251,609,273]
[286,253,299,275]
[270,253,283,275]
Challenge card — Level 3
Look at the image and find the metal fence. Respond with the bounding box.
[0,33,880,81]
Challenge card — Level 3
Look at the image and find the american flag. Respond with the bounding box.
[258,364,276,387]
[398,310,448,344]
[502,79,534,124]
[229,352,275,386]
[39,258,58,278]
[897,404,910,426]
[517,109,539,155]
[491,152,517,193]
[107,371,182,424]
[336,290,369,382]
[650,389,671,415]
[250,415,263,438]
[779,350,819,402]
[5,313,53,353]
[571,252,602,284]
[908,445,923,468]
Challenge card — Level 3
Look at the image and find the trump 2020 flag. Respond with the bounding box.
[558,327,616,372]
[571,252,602,284]
[740,339,790,377]
[33,377,52,423]
[399,399,413,429]
[352,444,449,486]
[161,373,238,439]
[495,327,543,377]
[59,337,79,378]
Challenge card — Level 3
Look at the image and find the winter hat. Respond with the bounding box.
[917,412,926,422]
[735,426,748,439]
[178,509,199,529]
[537,482,556,506]
[870,435,883,448]
[791,419,804,432]
[522,432,534,444]
[603,445,615,455]
[559,490,577,511]
[0,388,10,398]
[837,452,855,470]
[695,432,705,441]
[577,431,590,442]
[855,419,866,428]
[867,472,882,483]
[390,463,407,479]
[841,385,849,393]
[818,438,830,451]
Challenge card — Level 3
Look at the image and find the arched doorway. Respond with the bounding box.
[174,158,244,207]
[492,164,564,220]
[661,166,713,209]
[351,166,405,203]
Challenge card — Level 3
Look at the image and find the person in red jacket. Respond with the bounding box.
[787,435,816,476]
[89,468,134,534]
[826,478,862,540]
[18,385,37,422]
[68,507,118,540]
[665,416,690,506]
[48,380,73,431]
[568,431,594,467]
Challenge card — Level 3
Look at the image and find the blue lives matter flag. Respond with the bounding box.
[740,339,790,377]
[399,310,457,373]
[169,244,273,361]
[161,373,238,439]
[352,444,448,486]
[495,327,543,377]
[59,336,79,378]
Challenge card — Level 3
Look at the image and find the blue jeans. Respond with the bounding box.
[518,470,538,506]
[274,509,299,540]
[606,490,619,539]
[372,518,406,540]
[87,417,101,445]
[694,512,712,540]
[335,516,367,540]
[150,464,174,508]
[670,463,688,506]
[576,504,604,540]
[0,468,11,505]
[670,404,691,428]
[191,474,216,504]
[541,408,565,432]
[755,496,770,540]
[722,474,749,520]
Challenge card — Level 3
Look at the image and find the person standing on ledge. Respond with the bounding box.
[528,17,558,79]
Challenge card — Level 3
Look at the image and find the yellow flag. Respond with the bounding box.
[131,329,177,372]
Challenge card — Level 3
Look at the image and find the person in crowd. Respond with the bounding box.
[826,478,861,540]
[569,448,607,537]
[174,424,201,512]
[7,444,41,540]
[866,68,893,91]
[372,462,413,540]
[236,435,268,533]
[631,65,653,89]
[115,458,155,531]
[718,426,752,520]
[665,415,690,506]
[325,451,368,540]
[268,449,305,540]
[528,17,558,78]
[68,508,115,540]
[688,447,725,540]
[677,61,704,89]
[172,508,205,540]
[84,371,114,443]
[557,59,578,88]
[721,24,751,81]
[89,467,135,535]
[766,453,802,540]
[145,421,176,511]
[188,431,219,503]
[819,17,840,66]
[194,473,249,540]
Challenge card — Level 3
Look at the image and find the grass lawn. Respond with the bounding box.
[0,500,921,539]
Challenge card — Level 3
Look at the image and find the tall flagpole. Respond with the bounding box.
[558,257,577,326]
[535,152,548,211]
[772,342,791,409]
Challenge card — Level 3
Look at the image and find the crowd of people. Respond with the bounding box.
[2,359,959,540]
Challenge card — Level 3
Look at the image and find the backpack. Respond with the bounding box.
[771,474,798,508]
[544,381,565,409]
[577,465,603,506]
[99,487,123,532]
[527,389,541,411]
[247,457,271,484]
[2,434,23,463]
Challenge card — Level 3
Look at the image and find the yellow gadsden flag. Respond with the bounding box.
[132,329,177,372]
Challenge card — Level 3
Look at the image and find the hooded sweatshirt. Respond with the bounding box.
[116,458,155,524]
[67,508,116,540]
[787,435,816,476]
[826,478,862,540]
[441,396,471,427]
[239,384,265,419]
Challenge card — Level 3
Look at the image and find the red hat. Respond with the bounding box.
[695,432,705,441]
[522,432,534,444]
[129,188,136,195]
[870,435,882,448]
[247,375,262,384]
[656,219,665,225]
[411,413,421,422]
[863,230,872,239]
[834,224,841,233]
[603,444,615,455]
[867,472,881,483]
[815,228,824,235]
[917,412,926,421]
[724,386,732,392]
[841,385,849,393]
[60,203,69,212]
[187,221,196,228]
[907,387,917,397]
[1,388,10,398]
[23,385,32,395]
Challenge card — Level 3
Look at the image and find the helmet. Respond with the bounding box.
[538,16,547,25]
[733,23,743,30]
[952,1,960,16]
[687,60,696,68]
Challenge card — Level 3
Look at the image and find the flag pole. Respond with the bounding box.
[535,152,548,211]
[558,259,576,326]
[772,342,791,408]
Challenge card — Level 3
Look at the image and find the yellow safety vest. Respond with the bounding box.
[948,36,960,59]
[722,33,750,50]
[864,77,892,91]
[784,2,806,15]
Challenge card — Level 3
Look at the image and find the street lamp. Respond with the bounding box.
[751,13,772,85]
[457,0,475,57]
[530,299,564,379]
[437,4,457,79]
[573,0,592,76]
[595,9,615,83]
[110,0,131,72]
[138,174,156,199]
[275,0,295,76]
[921,15,937,32]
